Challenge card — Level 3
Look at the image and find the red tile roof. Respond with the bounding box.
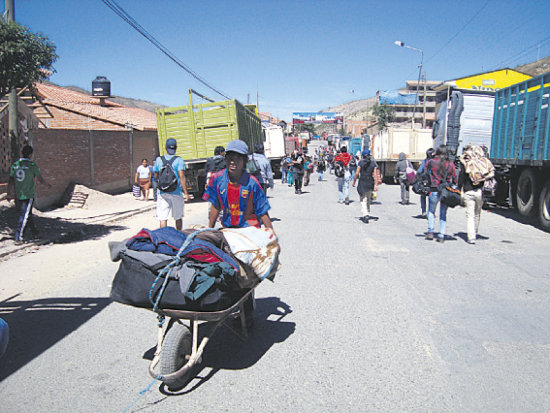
[34,83,157,131]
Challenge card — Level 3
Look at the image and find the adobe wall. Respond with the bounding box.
[27,129,158,209]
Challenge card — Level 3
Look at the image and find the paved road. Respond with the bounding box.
[1,175,549,412]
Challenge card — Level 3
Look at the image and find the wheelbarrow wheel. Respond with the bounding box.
[160,322,193,389]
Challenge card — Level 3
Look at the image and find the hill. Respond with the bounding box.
[515,56,550,77]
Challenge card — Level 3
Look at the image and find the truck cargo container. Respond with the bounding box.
[156,90,262,198]
[371,127,433,181]
[263,123,285,177]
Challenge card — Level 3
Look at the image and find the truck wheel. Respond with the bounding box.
[538,179,550,232]
[160,322,194,390]
[516,169,538,216]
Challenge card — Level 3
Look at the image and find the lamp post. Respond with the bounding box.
[395,40,423,129]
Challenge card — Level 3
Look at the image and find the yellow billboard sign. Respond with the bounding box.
[454,69,531,91]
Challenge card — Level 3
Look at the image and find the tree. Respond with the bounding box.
[0,21,58,97]
[372,103,395,128]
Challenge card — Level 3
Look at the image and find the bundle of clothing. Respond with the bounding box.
[109,226,280,312]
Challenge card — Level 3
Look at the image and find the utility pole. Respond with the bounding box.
[6,0,20,163]
[423,72,427,129]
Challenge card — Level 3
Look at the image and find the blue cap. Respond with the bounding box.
[362,148,371,156]
[166,138,177,155]
[225,140,249,155]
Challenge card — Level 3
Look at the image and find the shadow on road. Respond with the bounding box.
[485,206,543,232]
[0,295,111,381]
[0,205,126,245]
[158,296,295,396]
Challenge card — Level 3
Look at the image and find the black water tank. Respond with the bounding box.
[92,76,111,97]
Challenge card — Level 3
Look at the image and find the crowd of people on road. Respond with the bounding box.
[6,136,494,247]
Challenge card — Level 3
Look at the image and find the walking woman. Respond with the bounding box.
[352,149,379,223]
[135,158,152,201]
[425,146,457,243]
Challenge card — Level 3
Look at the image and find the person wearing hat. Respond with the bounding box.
[203,140,273,231]
[153,138,189,230]
[416,147,435,218]
[352,148,379,223]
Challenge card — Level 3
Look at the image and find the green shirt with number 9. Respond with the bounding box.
[9,159,42,200]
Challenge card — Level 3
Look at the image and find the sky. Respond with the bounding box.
[4,0,550,121]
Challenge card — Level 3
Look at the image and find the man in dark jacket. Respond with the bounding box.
[394,152,412,205]
[205,146,226,189]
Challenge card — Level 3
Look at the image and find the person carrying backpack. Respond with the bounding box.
[249,143,274,195]
[425,145,457,243]
[394,152,413,205]
[416,148,435,218]
[316,156,326,181]
[153,138,190,230]
[334,146,351,204]
[352,149,379,223]
[291,150,305,194]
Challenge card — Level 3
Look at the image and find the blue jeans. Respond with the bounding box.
[427,191,448,238]
[420,195,427,214]
[337,176,350,202]
[281,170,287,183]
[318,171,324,180]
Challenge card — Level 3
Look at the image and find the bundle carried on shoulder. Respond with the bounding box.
[460,145,495,185]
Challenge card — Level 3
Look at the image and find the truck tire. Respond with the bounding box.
[538,179,550,232]
[516,169,538,216]
[160,322,194,390]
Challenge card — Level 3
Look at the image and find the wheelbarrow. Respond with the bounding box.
[148,282,259,390]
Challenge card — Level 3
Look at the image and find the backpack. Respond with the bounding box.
[158,155,179,192]
[246,154,262,179]
[334,161,346,178]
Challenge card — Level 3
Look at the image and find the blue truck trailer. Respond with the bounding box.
[490,71,550,231]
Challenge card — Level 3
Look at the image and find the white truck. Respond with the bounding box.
[262,123,285,177]
[371,126,433,181]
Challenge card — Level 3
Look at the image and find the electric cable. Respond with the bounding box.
[101,0,231,100]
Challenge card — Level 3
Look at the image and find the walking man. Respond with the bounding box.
[394,152,412,205]
[8,145,50,244]
[153,138,190,230]
[334,146,351,204]
[250,143,274,195]
[352,149,378,223]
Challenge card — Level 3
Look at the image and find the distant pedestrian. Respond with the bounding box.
[317,156,326,181]
[352,149,379,223]
[425,145,457,243]
[250,143,274,195]
[348,152,358,181]
[334,146,352,205]
[304,156,313,186]
[417,148,435,217]
[291,150,305,194]
[135,158,152,201]
[281,155,289,184]
[153,138,190,230]
[205,146,226,188]
[8,145,50,244]
[394,152,413,205]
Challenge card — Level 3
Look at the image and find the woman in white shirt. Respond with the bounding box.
[135,159,152,200]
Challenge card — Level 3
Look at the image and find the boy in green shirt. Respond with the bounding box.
[8,145,50,244]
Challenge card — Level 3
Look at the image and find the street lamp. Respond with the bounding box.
[395,40,423,128]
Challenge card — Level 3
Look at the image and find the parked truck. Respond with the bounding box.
[490,71,550,231]
[371,127,433,181]
[432,71,550,231]
[156,90,262,198]
[262,123,285,177]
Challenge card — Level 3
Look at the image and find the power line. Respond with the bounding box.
[425,0,491,64]
[101,0,231,100]
[493,35,550,69]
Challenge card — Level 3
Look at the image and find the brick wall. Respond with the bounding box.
[28,128,158,209]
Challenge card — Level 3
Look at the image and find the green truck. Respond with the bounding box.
[156,90,263,198]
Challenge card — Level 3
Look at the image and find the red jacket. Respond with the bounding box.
[334,152,351,166]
